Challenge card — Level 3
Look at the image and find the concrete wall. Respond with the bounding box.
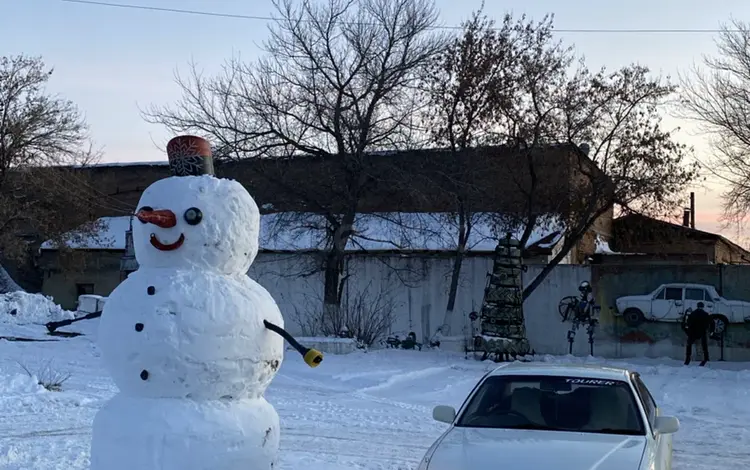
[248,253,594,356]
[522,264,592,356]
[249,252,493,344]
[592,264,750,361]
[251,255,750,361]
[36,246,750,361]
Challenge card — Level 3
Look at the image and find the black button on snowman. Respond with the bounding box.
[90,135,323,470]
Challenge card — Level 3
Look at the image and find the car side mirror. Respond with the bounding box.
[432,405,456,424]
[653,416,680,435]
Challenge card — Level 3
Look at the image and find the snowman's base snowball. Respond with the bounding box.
[90,394,279,470]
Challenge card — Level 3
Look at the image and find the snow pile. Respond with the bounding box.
[594,234,617,254]
[0,292,74,325]
[0,372,46,395]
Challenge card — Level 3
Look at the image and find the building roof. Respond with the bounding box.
[47,143,602,219]
[614,213,750,259]
[40,213,564,254]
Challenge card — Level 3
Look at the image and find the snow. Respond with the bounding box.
[261,212,563,252]
[85,160,169,168]
[0,292,74,325]
[76,295,107,314]
[1,321,749,469]
[299,336,357,344]
[42,212,563,253]
[0,372,46,395]
[594,234,617,254]
[39,216,132,251]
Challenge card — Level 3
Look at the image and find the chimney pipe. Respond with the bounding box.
[683,209,691,227]
[690,192,695,229]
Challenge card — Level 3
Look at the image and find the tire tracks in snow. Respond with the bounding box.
[0,426,90,439]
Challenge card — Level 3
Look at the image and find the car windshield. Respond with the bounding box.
[455,374,645,436]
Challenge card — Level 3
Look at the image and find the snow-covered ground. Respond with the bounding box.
[1,320,749,469]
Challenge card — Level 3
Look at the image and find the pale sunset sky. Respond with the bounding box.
[3,0,750,241]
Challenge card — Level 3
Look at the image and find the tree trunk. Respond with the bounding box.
[440,249,465,337]
[439,210,470,337]
[322,250,345,334]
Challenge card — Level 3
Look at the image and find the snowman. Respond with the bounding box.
[90,135,322,470]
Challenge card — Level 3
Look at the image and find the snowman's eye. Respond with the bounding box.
[184,207,203,226]
[137,206,153,223]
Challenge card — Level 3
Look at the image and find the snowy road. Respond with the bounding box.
[1,320,750,469]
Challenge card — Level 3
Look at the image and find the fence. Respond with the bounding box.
[249,252,750,361]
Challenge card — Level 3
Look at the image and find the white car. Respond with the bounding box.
[614,282,750,332]
[418,362,679,470]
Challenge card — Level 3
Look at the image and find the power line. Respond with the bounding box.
[60,0,739,34]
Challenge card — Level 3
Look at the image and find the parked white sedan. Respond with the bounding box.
[418,362,679,470]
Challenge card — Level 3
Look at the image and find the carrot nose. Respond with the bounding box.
[136,209,177,228]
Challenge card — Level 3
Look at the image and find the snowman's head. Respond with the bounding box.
[133,175,260,274]
[132,135,260,274]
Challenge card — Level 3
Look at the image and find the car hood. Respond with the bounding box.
[427,427,646,470]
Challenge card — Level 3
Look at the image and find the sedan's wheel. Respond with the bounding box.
[623,308,645,327]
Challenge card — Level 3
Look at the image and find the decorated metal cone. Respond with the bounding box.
[166,135,215,177]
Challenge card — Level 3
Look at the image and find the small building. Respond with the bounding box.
[37,216,134,309]
[606,213,750,264]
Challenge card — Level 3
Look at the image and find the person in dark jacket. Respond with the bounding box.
[684,302,710,366]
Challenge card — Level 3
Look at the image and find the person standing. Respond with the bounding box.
[684,302,710,366]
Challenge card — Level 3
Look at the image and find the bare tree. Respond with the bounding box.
[145,0,444,317]
[0,55,102,274]
[420,10,547,336]
[292,277,399,347]
[680,18,750,228]
[422,11,699,305]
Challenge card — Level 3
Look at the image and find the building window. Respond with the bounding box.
[76,283,95,297]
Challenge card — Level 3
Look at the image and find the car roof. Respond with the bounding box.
[486,362,632,381]
[660,283,716,290]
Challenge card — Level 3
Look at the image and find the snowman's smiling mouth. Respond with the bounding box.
[136,207,186,251]
[150,233,185,251]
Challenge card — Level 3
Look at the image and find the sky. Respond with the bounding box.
[3,0,750,240]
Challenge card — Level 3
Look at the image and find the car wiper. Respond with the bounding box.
[591,428,642,436]
[501,423,559,431]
